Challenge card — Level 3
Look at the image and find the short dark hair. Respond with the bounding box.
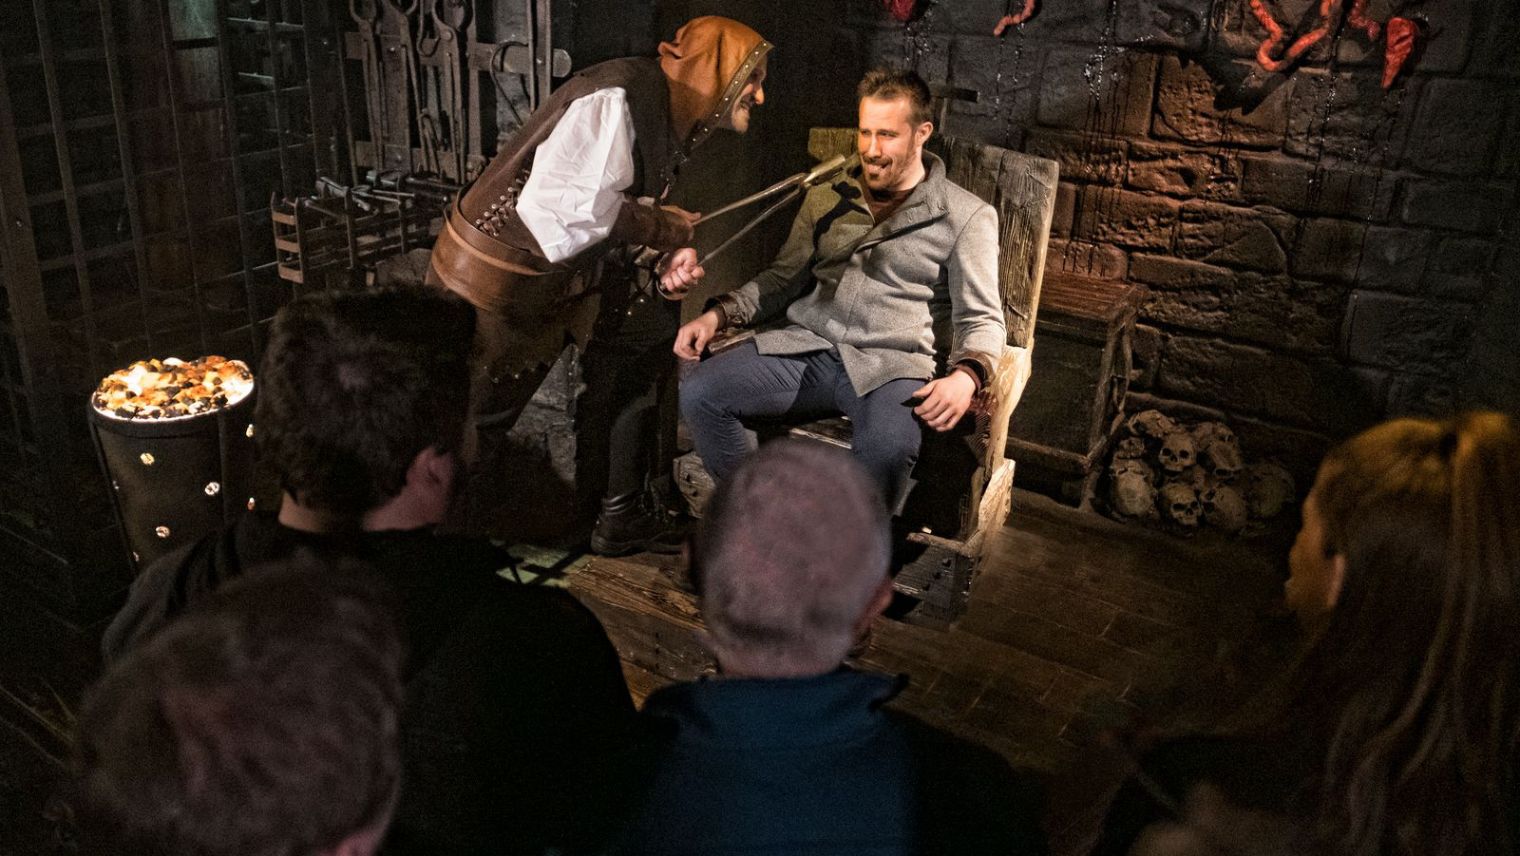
[857,66,934,126]
[256,286,477,516]
[693,440,891,671]
[74,561,406,856]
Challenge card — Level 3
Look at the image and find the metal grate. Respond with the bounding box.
[0,0,346,613]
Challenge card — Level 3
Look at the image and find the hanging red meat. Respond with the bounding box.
[994,0,1038,35]
[881,0,921,23]
[1382,16,1420,88]
[1250,0,1338,73]
[1346,0,1381,40]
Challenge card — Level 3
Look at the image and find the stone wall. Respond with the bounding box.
[838,0,1518,477]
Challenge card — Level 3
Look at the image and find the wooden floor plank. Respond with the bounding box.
[564,490,1295,855]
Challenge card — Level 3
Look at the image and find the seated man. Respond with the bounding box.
[76,566,405,856]
[672,68,1005,509]
[103,286,636,855]
[611,440,1046,854]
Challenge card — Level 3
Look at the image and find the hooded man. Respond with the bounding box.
[427,16,772,556]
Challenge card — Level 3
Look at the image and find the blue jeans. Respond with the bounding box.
[680,342,923,511]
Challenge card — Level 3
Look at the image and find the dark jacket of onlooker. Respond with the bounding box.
[1089,736,1312,856]
[612,668,1047,855]
[103,512,637,856]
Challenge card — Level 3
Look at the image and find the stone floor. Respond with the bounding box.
[0,489,1300,856]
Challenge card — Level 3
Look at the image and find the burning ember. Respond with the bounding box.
[93,356,254,420]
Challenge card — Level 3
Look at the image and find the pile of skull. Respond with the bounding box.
[1105,410,1296,534]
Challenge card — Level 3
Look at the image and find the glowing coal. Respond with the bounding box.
[93,356,254,421]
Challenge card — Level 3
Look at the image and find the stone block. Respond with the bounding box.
[947,36,1043,126]
[1213,0,1315,61]
[943,109,1035,150]
[1073,186,1178,251]
[1386,371,1461,418]
[1126,141,1242,200]
[1011,0,1118,44]
[1353,226,1433,294]
[1469,0,1520,79]
[1152,54,1289,147]
[1045,239,1129,280]
[1425,275,1489,302]
[925,0,1009,35]
[1409,0,1477,75]
[1113,0,1213,52]
[1291,218,1367,283]
[1401,180,1511,234]
[1024,128,1126,184]
[1157,334,1387,434]
[1237,152,1395,221]
[1130,254,1343,354]
[1285,70,1417,167]
[1176,201,1295,273]
[862,28,951,83]
[1130,323,1163,390]
[1402,79,1506,177]
[1342,291,1479,373]
[1036,47,1158,138]
[1501,101,1520,178]
[1052,181,1078,237]
[1429,237,1497,279]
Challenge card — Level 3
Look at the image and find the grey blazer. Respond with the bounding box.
[713,151,1005,395]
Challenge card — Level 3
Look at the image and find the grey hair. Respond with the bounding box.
[694,439,892,673]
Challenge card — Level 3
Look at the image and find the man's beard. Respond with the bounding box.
[862,158,896,191]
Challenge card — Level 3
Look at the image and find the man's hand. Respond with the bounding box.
[674,309,723,361]
[657,248,705,300]
[911,370,977,432]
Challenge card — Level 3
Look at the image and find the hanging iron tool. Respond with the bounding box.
[349,0,388,169]
[382,0,423,173]
[431,0,472,181]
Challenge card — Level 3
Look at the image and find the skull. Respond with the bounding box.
[1200,483,1249,533]
[1108,459,1158,519]
[1160,481,1202,527]
[1158,429,1197,473]
[1113,436,1149,460]
[1245,462,1295,519]
[1126,409,1178,440]
[1193,422,1243,481]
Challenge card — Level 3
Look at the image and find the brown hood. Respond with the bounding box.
[658,16,772,150]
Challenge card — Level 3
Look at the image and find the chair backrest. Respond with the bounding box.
[807,129,1059,350]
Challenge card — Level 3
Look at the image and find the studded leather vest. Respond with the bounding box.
[427,58,680,320]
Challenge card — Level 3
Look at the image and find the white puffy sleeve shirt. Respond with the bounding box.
[515,87,638,264]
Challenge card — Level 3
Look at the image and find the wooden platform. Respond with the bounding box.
[566,490,1298,854]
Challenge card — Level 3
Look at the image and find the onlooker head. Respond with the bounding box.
[75,563,406,856]
[856,67,935,194]
[257,286,477,527]
[1282,410,1520,856]
[691,439,893,677]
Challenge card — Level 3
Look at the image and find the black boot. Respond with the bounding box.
[590,491,687,556]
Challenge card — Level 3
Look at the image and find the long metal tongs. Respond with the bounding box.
[695,153,857,266]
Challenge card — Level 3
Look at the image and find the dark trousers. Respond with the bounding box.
[577,293,680,503]
[679,341,923,510]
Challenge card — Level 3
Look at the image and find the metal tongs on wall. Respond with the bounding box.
[692,153,859,267]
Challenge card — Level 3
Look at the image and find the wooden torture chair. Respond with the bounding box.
[675,130,1059,625]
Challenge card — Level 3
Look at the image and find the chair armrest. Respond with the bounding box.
[978,344,1033,472]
